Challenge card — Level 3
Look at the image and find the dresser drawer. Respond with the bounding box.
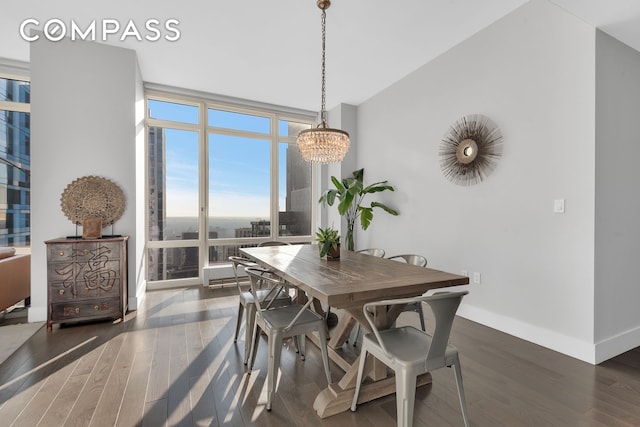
[50,298,121,322]
[49,282,76,302]
[48,243,76,262]
[48,241,121,263]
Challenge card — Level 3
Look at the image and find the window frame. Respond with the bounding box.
[145,89,317,288]
[0,72,31,248]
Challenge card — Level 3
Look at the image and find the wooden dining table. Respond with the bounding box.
[240,244,469,418]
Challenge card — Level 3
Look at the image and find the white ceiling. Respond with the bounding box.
[2,0,640,112]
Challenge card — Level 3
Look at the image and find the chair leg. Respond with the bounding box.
[352,323,361,347]
[350,347,368,412]
[297,334,306,361]
[266,333,283,411]
[452,356,471,427]
[244,304,257,364]
[249,320,261,371]
[234,303,244,343]
[318,326,332,384]
[395,369,417,427]
[418,309,426,331]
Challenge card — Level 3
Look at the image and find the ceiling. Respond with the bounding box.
[2,0,640,112]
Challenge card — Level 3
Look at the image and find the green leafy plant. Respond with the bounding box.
[316,226,341,258]
[319,168,398,251]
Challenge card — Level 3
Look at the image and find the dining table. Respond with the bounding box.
[240,243,469,418]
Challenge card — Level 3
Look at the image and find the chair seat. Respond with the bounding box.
[260,304,324,331]
[363,326,458,367]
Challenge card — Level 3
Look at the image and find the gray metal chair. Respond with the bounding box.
[349,248,386,345]
[356,248,385,257]
[229,256,291,365]
[387,254,427,268]
[388,254,428,331]
[351,291,470,427]
[245,266,332,411]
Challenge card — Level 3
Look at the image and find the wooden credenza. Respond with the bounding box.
[45,236,128,331]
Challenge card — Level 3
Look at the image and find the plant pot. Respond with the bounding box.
[327,244,341,260]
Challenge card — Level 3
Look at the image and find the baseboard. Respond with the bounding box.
[594,325,640,364]
[456,303,596,364]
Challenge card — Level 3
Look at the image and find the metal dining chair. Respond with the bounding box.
[351,291,470,427]
[245,266,332,411]
[349,248,386,345]
[257,240,298,299]
[356,248,385,257]
[387,254,427,267]
[388,254,428,331]
[229,256,291,365]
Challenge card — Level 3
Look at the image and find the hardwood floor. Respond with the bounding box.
[1,285,640,426]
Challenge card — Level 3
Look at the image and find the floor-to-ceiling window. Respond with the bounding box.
[0,75,30,247]
[146,92,315,286]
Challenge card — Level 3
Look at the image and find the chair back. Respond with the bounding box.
[244,266,286,312]
[258,241,291,247]
[228,256,255,292]
[356,248,385,257]
[387,254,427,267]
[362,291,468,360]
[423,291,467,362]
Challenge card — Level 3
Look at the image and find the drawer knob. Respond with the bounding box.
[58,251,64,256]
[94,305,100,310]
[59,289,65,295]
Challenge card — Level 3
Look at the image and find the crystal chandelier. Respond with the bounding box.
[297,0,350,164]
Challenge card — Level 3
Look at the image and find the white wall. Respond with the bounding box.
[594,30,640,362]
[133,53,147,310]
[30,38,144,322]
[320,104,358,236]
[356,0,598,362]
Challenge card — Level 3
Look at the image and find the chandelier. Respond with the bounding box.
[297,0,350,164]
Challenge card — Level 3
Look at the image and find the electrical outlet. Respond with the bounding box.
[461,269,468,277]
[473,272,481,284]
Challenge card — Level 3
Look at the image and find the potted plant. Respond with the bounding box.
[316,226,341,259]
[319,168,398,251]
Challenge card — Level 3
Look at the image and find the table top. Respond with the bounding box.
[240,244,469,309]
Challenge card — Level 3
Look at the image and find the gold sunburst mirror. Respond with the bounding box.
[439,114,503,186]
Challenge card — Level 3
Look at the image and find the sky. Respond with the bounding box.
[148,99,301,218]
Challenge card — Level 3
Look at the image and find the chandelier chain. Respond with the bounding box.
[320,8,327,126]
[295,0,350,163]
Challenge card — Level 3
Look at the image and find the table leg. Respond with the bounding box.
[297,293,330,339]
[328,313,356,349]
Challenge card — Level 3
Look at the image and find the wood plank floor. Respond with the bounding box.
[1,285,640,426]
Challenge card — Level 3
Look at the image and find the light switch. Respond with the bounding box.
[554,199,565,214]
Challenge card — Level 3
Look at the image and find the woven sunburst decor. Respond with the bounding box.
[439,114,503,186]
[60,176,126,225]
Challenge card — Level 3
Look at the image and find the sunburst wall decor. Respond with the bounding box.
[439,114,503,186]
